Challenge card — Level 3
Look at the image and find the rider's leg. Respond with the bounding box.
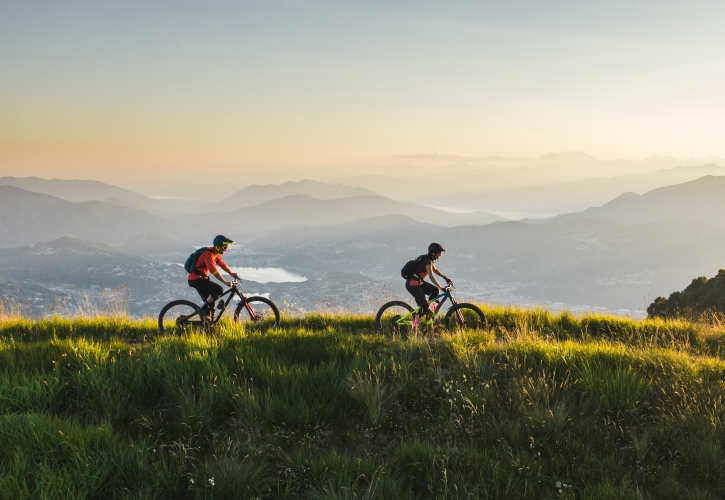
[189,280,223,316]
[418,282,439,321]
[421,282,439,302]
[405,281,429,316]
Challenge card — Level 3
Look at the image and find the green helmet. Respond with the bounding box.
[213,235,234,248]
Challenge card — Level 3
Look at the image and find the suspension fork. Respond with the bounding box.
[449,294,465,324]
[238,289,259,321]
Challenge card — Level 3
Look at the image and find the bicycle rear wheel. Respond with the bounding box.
[445,303,487,330]
[375,301,414,336]
[234,297,280,331]
[158,300,204,336]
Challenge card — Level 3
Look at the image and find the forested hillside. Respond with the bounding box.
[648,269,725,318]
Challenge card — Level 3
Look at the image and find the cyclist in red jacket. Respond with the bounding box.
[188,235,240,319]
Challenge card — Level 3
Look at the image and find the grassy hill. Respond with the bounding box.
[2,308,725,499]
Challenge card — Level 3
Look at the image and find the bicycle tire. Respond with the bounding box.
[158,299,203,336]
[375,300,414,336]
[444,303,487,330]
[234,296,280,331]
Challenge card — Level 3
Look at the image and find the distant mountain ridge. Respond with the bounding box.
[218,179,380,210]
[0,176,155,205]
[180,194,506,236]
[550,175,725,227]
[437,164,724,216]
[0,186,176,247]
[0,176,210,216]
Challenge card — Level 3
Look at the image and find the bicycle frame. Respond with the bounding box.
[181,281,259,324]
[395,286,464,326]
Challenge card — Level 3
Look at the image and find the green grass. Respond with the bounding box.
[2,306,725,499]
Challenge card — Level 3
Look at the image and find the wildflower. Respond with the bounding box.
[209,478,215,487]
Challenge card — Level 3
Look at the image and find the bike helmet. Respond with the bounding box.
[428,242,446,254]
[213,235,234,248]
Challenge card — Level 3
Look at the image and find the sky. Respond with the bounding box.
[2,0,725,183]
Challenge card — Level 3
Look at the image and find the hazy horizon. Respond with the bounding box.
[3,1,725,189]
[2,151,724,200]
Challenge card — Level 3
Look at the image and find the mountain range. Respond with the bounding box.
[179,194,505,236]
[550,175,725,227]
[0,181,504,251]
[4,173,725,315]
[436,164,724,217]
[0,186,175,247]
[247,216,725,312]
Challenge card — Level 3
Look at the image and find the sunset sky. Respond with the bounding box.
[2,0,725,181]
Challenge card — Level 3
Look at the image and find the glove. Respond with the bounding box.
[445,277,453,285]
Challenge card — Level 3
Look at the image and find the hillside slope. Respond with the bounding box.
[551,175,725,226]
[0,176,154,205]
[437,163,724,215]
[0,176,213,216]
[0,238,191,315]
[0,186,178,247]
[186,194,505,237]
[648,268,725,318]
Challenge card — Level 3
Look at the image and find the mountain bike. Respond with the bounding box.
[158,280,280,335]
[375,284,485,335]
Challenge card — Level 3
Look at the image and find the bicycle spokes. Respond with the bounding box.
[381,306,414,334]
[236,298,278,330]
[160,302,204,336]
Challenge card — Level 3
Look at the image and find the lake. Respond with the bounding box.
[229,267,307,283]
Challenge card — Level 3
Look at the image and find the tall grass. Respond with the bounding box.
[2,306,725,498]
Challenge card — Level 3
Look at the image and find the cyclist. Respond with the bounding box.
[188,235,240,319]
[406,243,453,321]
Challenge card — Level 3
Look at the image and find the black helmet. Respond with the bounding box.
[213,235,234,248]
[428,243,445,254]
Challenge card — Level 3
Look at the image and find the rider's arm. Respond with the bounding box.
[433,267,450,282]
[218,262,239,279]
[212,270,232,286]
[216,256,240,280]
[426,263,443,289]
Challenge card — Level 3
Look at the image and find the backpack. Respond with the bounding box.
[184,247,211,275]
[401,254,427,279]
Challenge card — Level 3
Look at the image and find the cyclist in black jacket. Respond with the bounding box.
[406,243,452,319]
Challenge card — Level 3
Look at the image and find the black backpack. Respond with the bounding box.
[401,255,427,279]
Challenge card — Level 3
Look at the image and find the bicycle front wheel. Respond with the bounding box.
[158,300,204,336]
[375,301,414,336]
[234,297,280,331]
[445,303,487,330]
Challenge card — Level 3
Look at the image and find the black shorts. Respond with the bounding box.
[188,279,223,302]
[405,280,439,313]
